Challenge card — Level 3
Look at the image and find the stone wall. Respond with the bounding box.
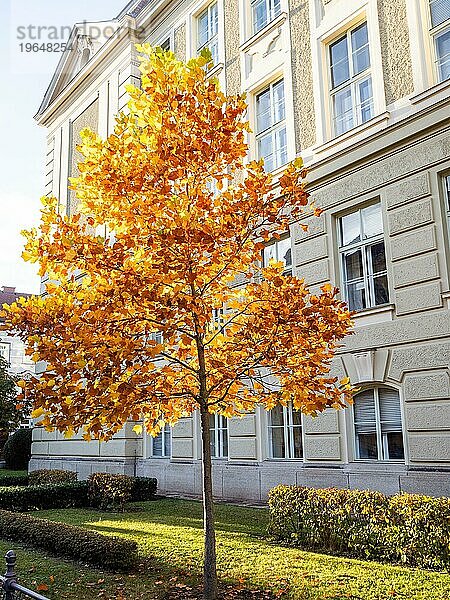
[288,0,316,150]
[377,0,414,105]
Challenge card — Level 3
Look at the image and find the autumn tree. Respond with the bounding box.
[2,47,353,599]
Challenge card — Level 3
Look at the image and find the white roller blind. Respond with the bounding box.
[379,388,402,433]
[354,389,376,433]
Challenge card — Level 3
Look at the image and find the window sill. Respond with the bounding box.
[410,77,450,106]
[352,303,394,328]
[315,112,390,156]
[442,291,450,309]
[240,12,287,53]
[206,62,224,79]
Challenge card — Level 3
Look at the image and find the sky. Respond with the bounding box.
[0,0,127,295]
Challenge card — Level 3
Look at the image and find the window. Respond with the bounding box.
[150,424,171,457]
[0,343,10,364]
[262,236,292,275]
[268,404,303,459]
[251,0,281,34]
[328,22,373,136]
[210,414,228,458]
[255,80,287,171]
[160,37,171,52]
[429,0,450,82]
[338,203,389,312]
[197,2,219,65]
[353,388,404,461]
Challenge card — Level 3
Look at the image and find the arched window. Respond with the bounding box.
[80,47,91,69]
[353,387,404,461]
[268,404,302,459]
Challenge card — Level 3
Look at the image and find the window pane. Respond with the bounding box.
[256,89,272,133]
[330,36,350,88]
[270,405,285,426]
[344,248,364,281]
[222,428,228,457]
[430,0,450,28]
[278,238,292,270]
[346,280,366,311]
[369,242,386,274]
[333,86,354,136]
[436,28,450,82]
[273,80,285,124]
[341,210,361,246]
[358,77,373,123]
[292,427,303,458]
[272,0,281,18]
[275,126,288,168]
[152,432,162,456]
[252,0,268,32]
[198,9,209,48]
[164,426,171,457]
[210,39,219,65]
[271,427,285,458]
[357,433,378,459]
[351,23,370,74]
[291,410,302,426]
[258,133,274,171]
[386,432,404,460]
[379,388,402,429]
[373,274,389,305]
[263,243,276,266]
[210,2,218,36]
[354,390,376,428]
[362,203,383,239]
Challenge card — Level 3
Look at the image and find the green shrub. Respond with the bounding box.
[88,472,133,511]
[0,482,89,511]
[0,509,137,571]
[0,473,29,487]
[268,485,450,570]
[29,469,77,485]
[131,476,157,501]
[3,429,32,470]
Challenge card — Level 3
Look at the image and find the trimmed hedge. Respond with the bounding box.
[0,482,89,511]
[0,473,29,487]
[88,473,132,511]
[131,476,158,501]
[268,485,450,570]
[0,475,157,512]
[3,429,32,470]
[29,469,77,485]
[0,509,138,571]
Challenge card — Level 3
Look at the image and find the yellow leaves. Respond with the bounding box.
[31,407,45,419]
[132,424,143,435]
[64,427,75,439]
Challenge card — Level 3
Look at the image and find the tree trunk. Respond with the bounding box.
[200,405,218,600]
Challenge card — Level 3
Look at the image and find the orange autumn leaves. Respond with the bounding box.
[2,46,354,440]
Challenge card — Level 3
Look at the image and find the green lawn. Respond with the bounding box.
[0,469,27,478]
[0,498,447,599]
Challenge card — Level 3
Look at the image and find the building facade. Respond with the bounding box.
[30,0,450,500]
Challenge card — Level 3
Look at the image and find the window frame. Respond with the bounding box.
[196,1,219,65]
[327,21,374,137]
[250,0,282,35]
[338,203,389,312]
[255,79,287,172]
[352,387,405,462]
[427,0,450,82]
[262,235,293,276]
[210,414,228,458]
[267,404,303,460]
[150,423,172,458]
